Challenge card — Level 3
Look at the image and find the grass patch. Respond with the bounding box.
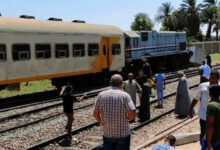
[0,80,55,98]
[211,53,220,61]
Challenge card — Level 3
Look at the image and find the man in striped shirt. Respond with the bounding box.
[93,74,136,150]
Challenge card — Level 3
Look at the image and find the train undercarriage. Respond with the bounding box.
[125,52,190,76]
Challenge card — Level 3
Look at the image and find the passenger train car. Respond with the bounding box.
[0,17,124,89]
[0,16,189,89]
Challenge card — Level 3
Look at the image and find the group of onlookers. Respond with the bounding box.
[60,56,219,150]
[190,68,220,150]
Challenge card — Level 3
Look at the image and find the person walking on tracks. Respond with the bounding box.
[93,74,136,150]
[175,71,192,118]
[189,69,220,145]
[123,73,142,107]
[155,68,165,108]
[199,61,211,83]
[60,85,86,141]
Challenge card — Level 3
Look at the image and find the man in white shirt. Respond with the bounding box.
[189,69,219,145]
[199,61,211,83]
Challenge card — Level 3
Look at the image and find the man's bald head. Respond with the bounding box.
[110,74,123,87]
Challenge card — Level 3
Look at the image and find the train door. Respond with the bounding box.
[101,37,109,71]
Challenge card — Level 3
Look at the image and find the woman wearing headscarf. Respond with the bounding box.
[175,71,192,118]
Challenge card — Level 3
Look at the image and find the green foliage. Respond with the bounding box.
[201,0,219,41]
[171,10,188,31]
[131,13,154,31]
[0,80,55,98]
[187,30,205,42]
[180,0,202,37]
[155,2,175,31]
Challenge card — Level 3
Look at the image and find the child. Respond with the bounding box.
[152,135,176,150]
[155,68,165,108]
[60,85,86,141]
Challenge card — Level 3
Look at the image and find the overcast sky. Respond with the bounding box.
[0,0,205,32]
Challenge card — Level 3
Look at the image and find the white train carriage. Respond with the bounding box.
[0,17,124,88]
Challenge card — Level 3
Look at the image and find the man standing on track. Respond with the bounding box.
[143,59,152,79]
[93,74,136,150]
[188,69,220,145]
[199,61,211,83]
[123,73,142,107]
[206,54,212,68]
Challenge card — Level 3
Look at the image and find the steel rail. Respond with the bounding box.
[24,83,199,150]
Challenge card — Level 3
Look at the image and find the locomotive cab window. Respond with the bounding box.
[141,32,148,41]
[73,44,85,57]
[133,38,139,47]
[112,44,121,55]
[12,44,30,61]
[0,44,6,61]
[88,44,99,56]
[35,44,51,59]
[55,44,69,58]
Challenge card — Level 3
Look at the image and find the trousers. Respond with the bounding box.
[103,135,131,150]
[156,89,164,103]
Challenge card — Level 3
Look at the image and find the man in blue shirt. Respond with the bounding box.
[155,68,165,108]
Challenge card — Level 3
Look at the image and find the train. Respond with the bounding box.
[0,16,189,90]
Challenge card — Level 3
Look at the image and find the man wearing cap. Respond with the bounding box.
[123,73,142,107]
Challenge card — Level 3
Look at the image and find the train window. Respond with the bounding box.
[12,44,30,61]
[55,44,69,58]
[88,44,99,56]
[141,32,148,41]
[125,37,130,49]
[103,45,106,55]
[35,44,51,59]
[133,38,139,47]
[0,44,6,61]
[112,44,121,55]
[73,44,85,57]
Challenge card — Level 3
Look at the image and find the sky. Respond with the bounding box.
[0,0,205,31]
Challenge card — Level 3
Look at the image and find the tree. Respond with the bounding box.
[213,18,220,40]
[180,0,202,37]
[202,0,219,40]
[171,10,187,31]
[155,2,175,31]
[201,6,218,40]
[131,13,154,31]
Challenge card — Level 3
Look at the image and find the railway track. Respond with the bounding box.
[0,66,207,124]
[0,76,199,149]
[0,75,201,134]
[22,83,199,150]
[132,115,199,150]
[0,66,219,150]
[1,64,219,112]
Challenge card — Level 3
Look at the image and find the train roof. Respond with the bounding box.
[0,17,123,36]
[124,31,140,37]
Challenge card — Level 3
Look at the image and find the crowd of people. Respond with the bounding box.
[60,57,220,150]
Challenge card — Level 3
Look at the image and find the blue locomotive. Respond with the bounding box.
[124,31,188,73]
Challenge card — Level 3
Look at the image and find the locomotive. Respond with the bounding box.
[0,16,188,90]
